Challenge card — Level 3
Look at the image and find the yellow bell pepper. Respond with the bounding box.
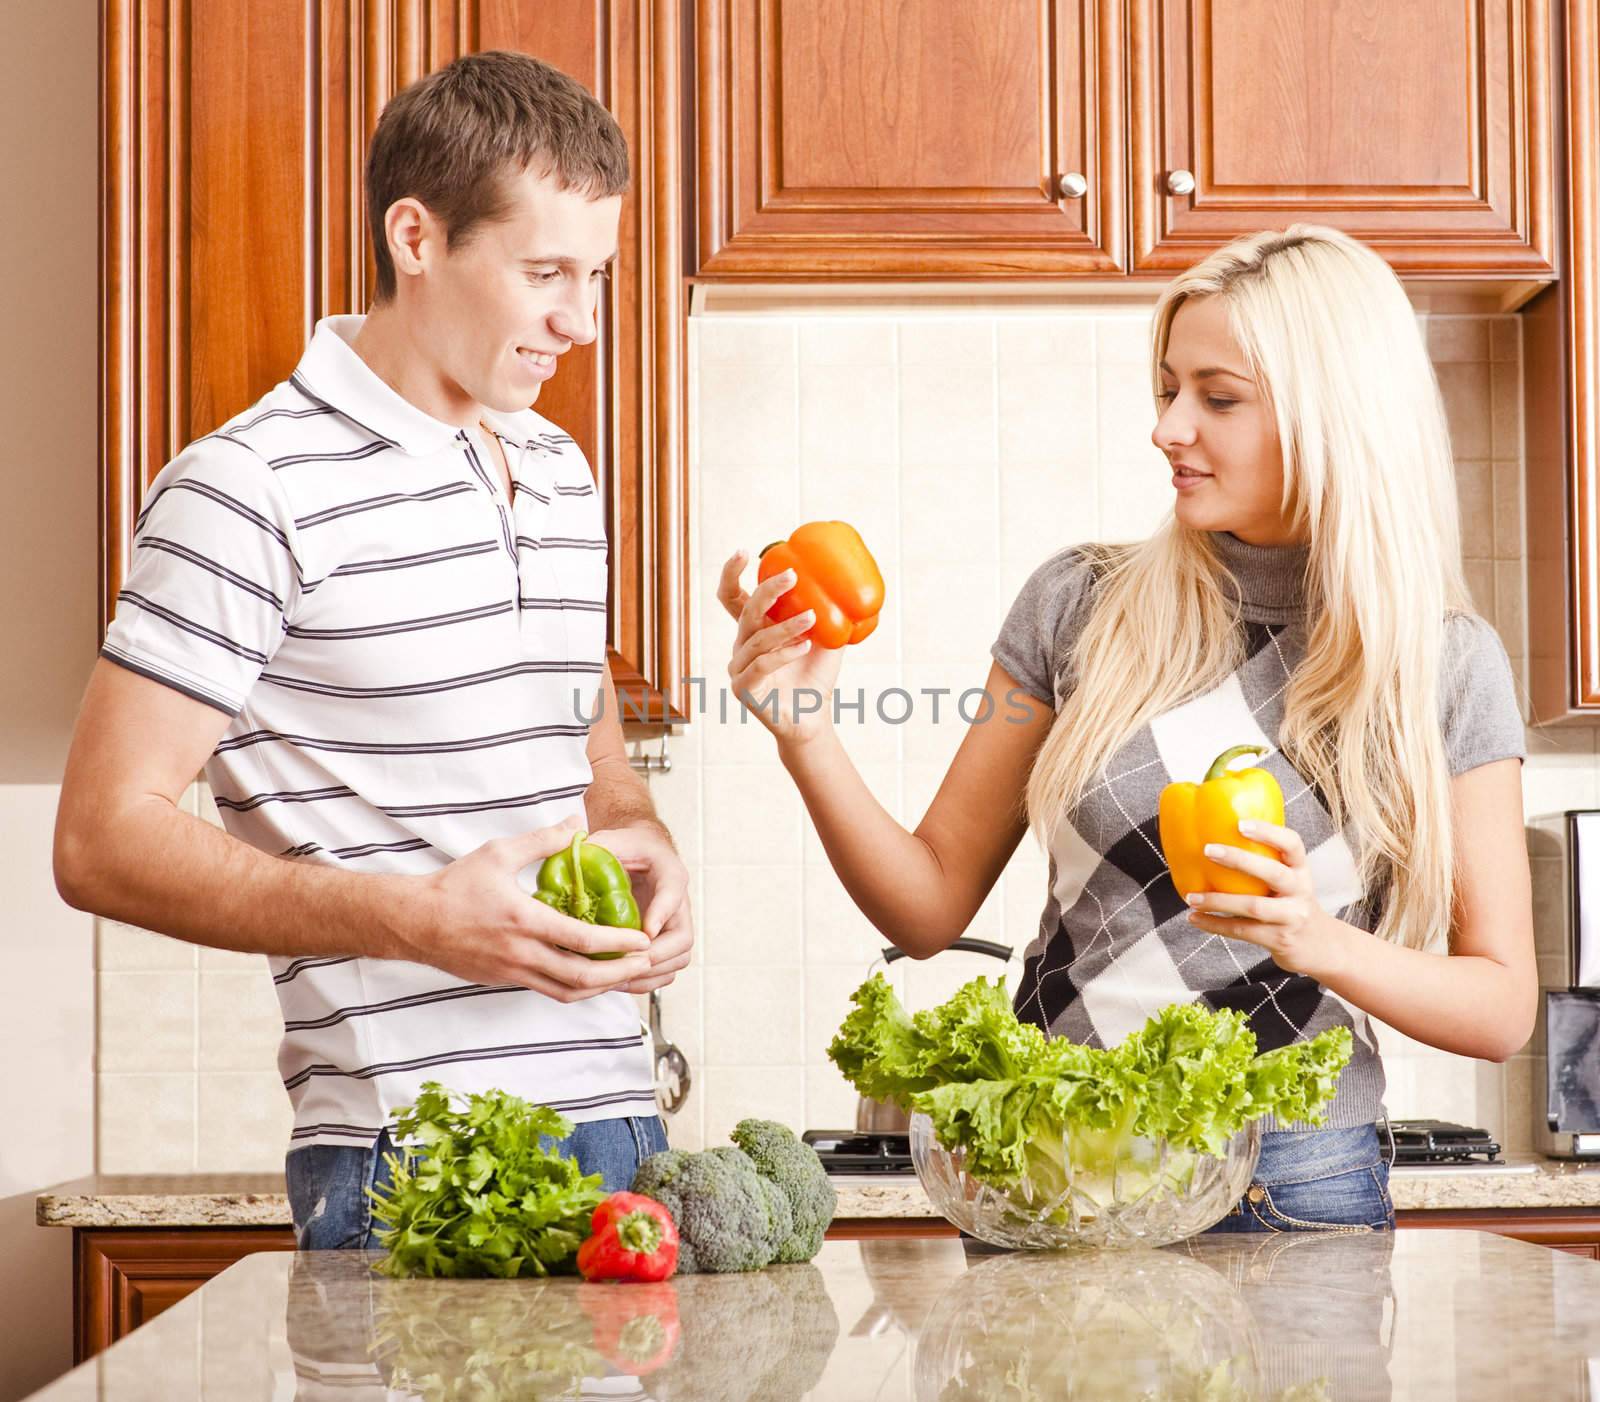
[1157,745,1285,900]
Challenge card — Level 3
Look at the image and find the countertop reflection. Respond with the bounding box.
[24,1230,1600,1401]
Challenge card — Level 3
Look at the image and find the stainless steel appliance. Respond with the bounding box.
[1531,812,1600,1158]
[1533,989,1600,1157]
[802,1130,913,1176]
[806,1123,1507,1176]
[1388,1120,1501,1164]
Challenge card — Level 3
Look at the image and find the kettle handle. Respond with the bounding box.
[878,938,1014,966]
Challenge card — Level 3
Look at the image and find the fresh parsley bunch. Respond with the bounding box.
[372,1281,605,1397]
[370,1081,606,1279]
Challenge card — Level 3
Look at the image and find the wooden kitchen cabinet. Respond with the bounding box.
[103,0,689,724]
[71,1220,944,1359]
[1527,0,1600,720]
[692,0,1555,288]
[1395,1208,1600,1258]
[694,0,1127,276]
[75,1228,296,1362]
[1129,0,1555,281]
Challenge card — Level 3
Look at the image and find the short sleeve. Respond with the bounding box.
[1439,612,1525,774]
[102,436,301,716]
[991,548,1097,707]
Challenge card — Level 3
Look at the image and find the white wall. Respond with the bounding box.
[0,0,101,1395]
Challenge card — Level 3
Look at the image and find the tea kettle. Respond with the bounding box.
[854,937,1015,1132]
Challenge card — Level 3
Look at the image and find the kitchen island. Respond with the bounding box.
[42,1159,1600,1363]
[21,1230,1600,1400]
[37,1153,1600,1226]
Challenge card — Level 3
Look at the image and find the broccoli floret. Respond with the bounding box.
[629,1125,835,1275]
[630,1145,792,1274]
[648,1263,840,1402]
[730,1119,837,1264]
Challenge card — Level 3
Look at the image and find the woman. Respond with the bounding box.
[716,226,1536,1232]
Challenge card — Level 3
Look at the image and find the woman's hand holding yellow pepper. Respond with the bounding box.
[1185,819,1341,977]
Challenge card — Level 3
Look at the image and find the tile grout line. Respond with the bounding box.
[989,316,1004,923]
[93,918,104,1174]
[792,318,805,1130]
[188,781,201,1170]
[691,313,707,1138]
[892,316,905,851]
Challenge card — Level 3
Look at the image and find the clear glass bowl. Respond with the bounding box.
[909,1111,1262,1250]
[912,1247,1262,1399]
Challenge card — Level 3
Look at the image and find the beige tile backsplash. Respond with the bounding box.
[95,303,1585,1172]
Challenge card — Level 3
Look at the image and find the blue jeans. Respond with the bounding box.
[285,1114,670,1251]
[1203,1122,1395,1233]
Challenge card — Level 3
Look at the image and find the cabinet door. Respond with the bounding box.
[1130,0,1555,279]
[1528,0,1600,720]
[695,0,1125,276]
[103,0,687,725]
[75,1228,297,1362]
[1396,1208,1600,1252]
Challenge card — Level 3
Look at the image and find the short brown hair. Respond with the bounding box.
[365,50,629,302]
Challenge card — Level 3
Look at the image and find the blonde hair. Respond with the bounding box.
[1025,226,1472,951]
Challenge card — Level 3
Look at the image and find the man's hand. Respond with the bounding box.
[587,824,694,993]
[404,821,656,1002]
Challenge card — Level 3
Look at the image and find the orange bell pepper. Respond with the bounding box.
[1157,744,1285,900]
[757,521,885,649]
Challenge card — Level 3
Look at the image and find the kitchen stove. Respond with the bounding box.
[1387,1119,1502,1165]
[802,1130,912,1175]
[802,1119,1504,1176]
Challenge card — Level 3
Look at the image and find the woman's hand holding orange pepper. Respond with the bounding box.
[716,523,882,746]
[755,522,884,649]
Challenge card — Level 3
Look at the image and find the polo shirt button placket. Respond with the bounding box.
[506,438,541,618]
[457,427,520,607]
[506,438,562,662]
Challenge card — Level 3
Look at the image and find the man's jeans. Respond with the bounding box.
[286,1114,670,1251]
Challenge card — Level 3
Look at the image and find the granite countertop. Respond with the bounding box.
[22,1231,1600,1400]
[36,1155,1600,1228]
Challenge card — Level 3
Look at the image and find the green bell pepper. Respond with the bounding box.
[533,831,642,958]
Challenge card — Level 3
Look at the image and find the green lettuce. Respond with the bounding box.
[828,975,1351,1200]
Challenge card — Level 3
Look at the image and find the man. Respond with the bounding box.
[53,51,691,1247]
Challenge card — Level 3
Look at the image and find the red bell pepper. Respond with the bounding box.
[578,1280,682,1374]
[576,1191,680,1283]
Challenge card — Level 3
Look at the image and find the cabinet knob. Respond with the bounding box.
[1165,169,1196,196]
[1057,171,1088,200]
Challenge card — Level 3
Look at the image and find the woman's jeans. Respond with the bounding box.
[1204,1121,1395,1233]
[286,1114,669,1250]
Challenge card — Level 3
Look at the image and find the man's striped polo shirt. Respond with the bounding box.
[102,314,656,1152]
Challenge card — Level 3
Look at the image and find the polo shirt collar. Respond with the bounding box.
[479,406,554,454]
[293,315,466,458]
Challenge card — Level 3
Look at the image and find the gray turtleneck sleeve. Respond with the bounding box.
[991,547,1097,707]
[1439,612,1526,772]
